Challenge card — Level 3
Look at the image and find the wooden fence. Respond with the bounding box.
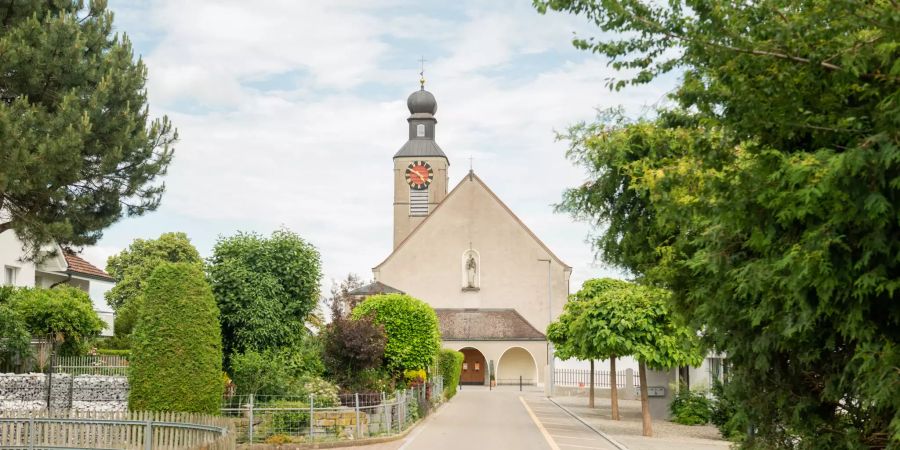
[0,410,234,450]
[54,355,129,376]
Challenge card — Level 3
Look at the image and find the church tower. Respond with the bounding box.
[392,83,450,248]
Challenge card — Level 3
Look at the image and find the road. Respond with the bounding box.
[359,386,618,450]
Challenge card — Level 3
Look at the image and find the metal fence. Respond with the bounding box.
[0,410,234,450]
[221,381,442,445]
[54,355,129,376]
[553,369,642,388]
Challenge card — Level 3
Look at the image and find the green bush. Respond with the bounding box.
[129,262,223,413]
[710,380,746,440]
[351,294,441,375]
[438,349,463,399]
[9,286,104,355]
[96,348,130,357]
[670,387,712,425]
[230,340,325,397]
[0,304,31,372]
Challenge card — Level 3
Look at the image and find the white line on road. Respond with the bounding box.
[520,396,561,450]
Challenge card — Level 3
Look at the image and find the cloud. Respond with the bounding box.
[91,0,679,293]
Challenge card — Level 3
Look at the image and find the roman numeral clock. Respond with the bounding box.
[405,161,433,190]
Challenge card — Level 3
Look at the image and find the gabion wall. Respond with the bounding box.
[0,373,128,411]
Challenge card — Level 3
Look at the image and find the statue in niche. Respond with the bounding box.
[465,253,478,288]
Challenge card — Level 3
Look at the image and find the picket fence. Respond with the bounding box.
[0,410,234,450]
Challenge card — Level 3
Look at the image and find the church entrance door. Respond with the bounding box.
[459,348,486,385]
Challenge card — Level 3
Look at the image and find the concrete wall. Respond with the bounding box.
[377,175,571,335]
[446,341,546,386]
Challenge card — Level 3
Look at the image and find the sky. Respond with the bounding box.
[82,0,680,295]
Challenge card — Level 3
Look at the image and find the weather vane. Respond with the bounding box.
[419,56,427,89]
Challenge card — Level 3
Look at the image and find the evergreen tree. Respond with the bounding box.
[0,0,175,257]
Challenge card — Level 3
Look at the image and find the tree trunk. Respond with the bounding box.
[589,359,595,408]
[639,361,653,437]
[610,355,619,420]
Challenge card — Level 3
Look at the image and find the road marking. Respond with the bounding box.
[559,444,605,449]
[553,435,603,441]
[520,396,561,450]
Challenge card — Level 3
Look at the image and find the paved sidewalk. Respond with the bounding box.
[553,396,731,450]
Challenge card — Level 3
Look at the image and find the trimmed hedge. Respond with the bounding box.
[351,294,441,374]
[128,262,223,413]
[438,349,463,399]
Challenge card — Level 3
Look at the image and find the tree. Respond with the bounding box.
[0,303,31,372]
[208,229,322,359]
[129,262,222,413]
[550,281,702,435]
[104,232,202,343]
[9,286,104,355]
[549,278,630,417]
[351,294,441,375]
[539,0,900,445]
[0,1,176,258]
[321,313,387,390]
[326,273,367,320]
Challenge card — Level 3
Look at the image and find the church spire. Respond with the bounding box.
[394,74,446,159]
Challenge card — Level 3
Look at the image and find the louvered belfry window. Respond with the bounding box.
[410,188,428,216]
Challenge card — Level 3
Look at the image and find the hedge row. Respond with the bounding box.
[438,349,463,400]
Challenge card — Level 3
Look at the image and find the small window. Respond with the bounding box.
[4,266,18,286]
[416,123,425,137]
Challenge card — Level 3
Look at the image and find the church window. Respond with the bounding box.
[416,123,425,137]
[410,188,428,216]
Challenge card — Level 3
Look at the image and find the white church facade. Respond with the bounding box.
[356,84,571,386]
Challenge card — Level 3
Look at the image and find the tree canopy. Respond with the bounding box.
[351,294,441,374]
[7,286,104,355]
[0,0,176,257]
[208,229,322,359]
[540,0,900,446]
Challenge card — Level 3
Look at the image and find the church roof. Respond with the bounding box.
[435,308,546,341]
[394,139,447,159]
[374,171,571,270]
[347,281,404,296]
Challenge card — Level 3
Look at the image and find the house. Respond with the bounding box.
[0,230,115,336]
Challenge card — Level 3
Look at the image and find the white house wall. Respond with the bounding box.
[0,231,36,287]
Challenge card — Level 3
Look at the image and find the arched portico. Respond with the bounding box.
[496,346,538,385]
[458,347,487,385]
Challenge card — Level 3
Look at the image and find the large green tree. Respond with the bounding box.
[104,232,202,342]
[0,0,176,258]
[550,281,702,436]
[540,0,900,446]
[208,229,322,360]
[8,286,104,355]
[351,294,441,375]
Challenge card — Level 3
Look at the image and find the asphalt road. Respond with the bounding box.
[359,386,618,450]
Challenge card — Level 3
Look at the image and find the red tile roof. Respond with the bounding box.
[63,251,115,281]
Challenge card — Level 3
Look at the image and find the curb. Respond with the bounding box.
[547,397,629,450]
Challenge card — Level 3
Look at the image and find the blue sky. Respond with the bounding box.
[84,0,680,294]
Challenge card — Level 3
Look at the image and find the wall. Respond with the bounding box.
[0,230,36,287]
[377,175,571,334]
[446,341,546,386]
[496,347,538,385]
[0,373,128,411]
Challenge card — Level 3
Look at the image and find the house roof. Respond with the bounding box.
[347,281,405,296]
[63,251,115,281]
[374,171,571,270]
[434,308,546,341]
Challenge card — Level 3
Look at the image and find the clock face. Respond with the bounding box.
[405,161,434,190]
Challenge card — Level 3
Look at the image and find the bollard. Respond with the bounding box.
[248,393,254,444]
[520,375,522,391]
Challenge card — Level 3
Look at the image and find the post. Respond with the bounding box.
[46,352,55,409]
[68,373,74,409]
[539,258,553,395]
[354,392,361,438]
[28,415,34,450]
[248,393,254,444]
[382,392,388,434]
[520,375,522,391]
[309,393,314,443]
[143,420,152,450]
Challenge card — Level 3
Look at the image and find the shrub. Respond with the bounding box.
[351,294,441,375]
[710,380,746,440]
[129,262,223,413]
[230,342,325,397]
[438,349,464,399]
[0,304,31,372]
[10,286,104,355]
[96,348,130,357]
[670,387,712,425]
[322,313,386,390]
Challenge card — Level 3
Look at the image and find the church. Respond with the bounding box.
[354,82,571,387]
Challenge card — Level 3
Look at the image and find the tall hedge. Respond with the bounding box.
[351,294,440,374]
[438,349,463,400]
[129,263,222,413]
